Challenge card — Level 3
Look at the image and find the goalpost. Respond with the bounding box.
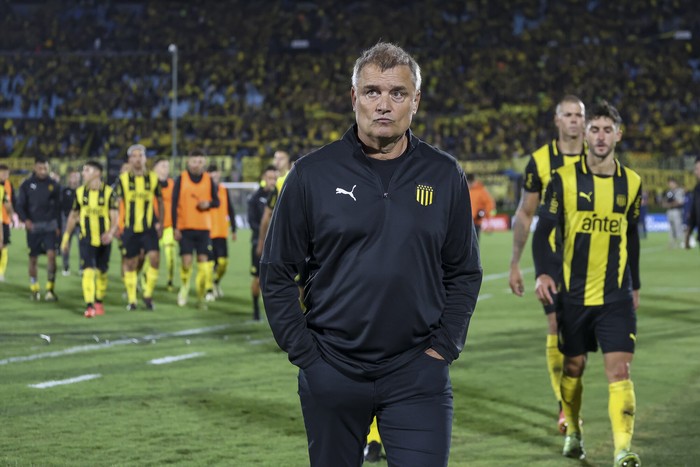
[220,182,260,230]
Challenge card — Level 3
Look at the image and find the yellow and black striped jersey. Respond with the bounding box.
[266,187,279,211]
[539,158,642,306]
[115,171,162,232]
[73,184,118,247]
[523,139,586,199]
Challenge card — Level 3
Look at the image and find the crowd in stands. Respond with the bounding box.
[0,0,699,168]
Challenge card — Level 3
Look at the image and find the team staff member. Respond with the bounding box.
[467,173,496,240]
[60,169,81,276]
[207,164,237,300]
[684,156,700,250]
[260,42,482,466]
[0,164,16,282]
[115,145,163,311]
[534,101,642,467]
[508,95,586,433]
[172,149,219,309]
[17,157,62,301]
[62,161,119,318]
[142,158,176,291]
[247,165,277,321]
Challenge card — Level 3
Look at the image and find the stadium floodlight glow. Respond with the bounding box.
[169,44,179,159]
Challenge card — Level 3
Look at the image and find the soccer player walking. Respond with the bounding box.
[534,101,642,467]
[207,164,236,300]
[509,95,586,433]
[172,149,219,309]
[61,161,118,317]
[115,145,163,311]
[260,42,482,466]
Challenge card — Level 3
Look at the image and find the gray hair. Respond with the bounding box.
[351,42,422,91]
[127,144,146,157]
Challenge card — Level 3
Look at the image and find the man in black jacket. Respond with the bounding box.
[247,165,276,321]
[260,42,483,467]
[60,168,81,276]
[17,157,62,301]
[685,156,700,250]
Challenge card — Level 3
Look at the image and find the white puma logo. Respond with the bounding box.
[579,191,593,202]
[335,185,357,201]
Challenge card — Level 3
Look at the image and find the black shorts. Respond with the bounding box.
[121,227,159,258]
[557,298,637,356]
[209,237,228,261]
[26,230,58,256]
[2,223,10,245]
[250,242,261,277]
[79,238,112,272]
[178,229,211,256]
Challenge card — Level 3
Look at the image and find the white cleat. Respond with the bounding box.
[177,288,188,307]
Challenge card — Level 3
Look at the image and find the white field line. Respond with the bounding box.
[28,373,101,389]
[0,324,231,366]
[148,352,205,365]
[477,294,493,301]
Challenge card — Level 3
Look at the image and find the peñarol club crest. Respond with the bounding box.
[416,184,434,206]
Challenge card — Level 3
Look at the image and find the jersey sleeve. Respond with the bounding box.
[266,187,279,210]
[108,189,119,210]
[523,156,542,194]
[71,192,81,212]
[627,183,642,225]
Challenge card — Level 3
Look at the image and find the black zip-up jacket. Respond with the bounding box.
[247,186,271,245]
[687,182,700,241]
[260,127,483,379]
[17,174,61,231]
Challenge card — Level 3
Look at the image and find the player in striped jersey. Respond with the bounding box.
[115,144,163,311]
[61,161,119,318]
[509,95,586,433]
[534,101,642,467]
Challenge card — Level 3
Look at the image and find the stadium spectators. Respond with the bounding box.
[0,1,698,164]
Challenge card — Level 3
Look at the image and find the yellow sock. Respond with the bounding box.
[367,416,382,444]
[165,245,175,283]
[141,261,150,290]
[205,260,215,291]
[82,268,96,305]
[196,264,207,299]
[30,282,40,293]
[561,375,583,435]
[215,257,228,282]
[46,280,54,291]
[546,334,564,403]
[609,379,635,456]
[180,264,192,292]
[96,271,108,301]
[124,270,138,304]
[0,248,8,275]
[144,265,159,298]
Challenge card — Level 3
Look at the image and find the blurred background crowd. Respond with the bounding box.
[0,0,699,204]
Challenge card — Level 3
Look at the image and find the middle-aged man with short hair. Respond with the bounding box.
[260,42,483,467]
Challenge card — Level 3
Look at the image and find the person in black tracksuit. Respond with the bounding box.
[60,169,81,275]
[247,165,277,321]
[685,156,700,250]
[260,43,482,467]
[16,157,62,300]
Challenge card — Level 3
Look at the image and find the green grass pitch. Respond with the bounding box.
[0,229,698,466]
